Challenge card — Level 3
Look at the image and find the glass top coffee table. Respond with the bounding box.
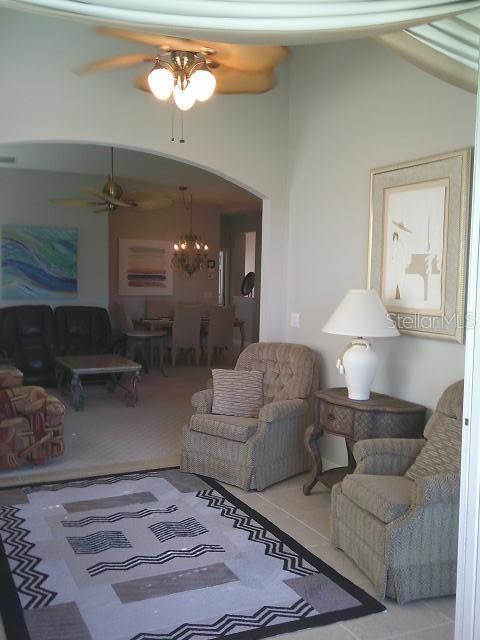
[55,354,142,411]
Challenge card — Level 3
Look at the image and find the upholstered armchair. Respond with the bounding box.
[0,370,65,469]
[331,380,463,604]
[181,342,317,490]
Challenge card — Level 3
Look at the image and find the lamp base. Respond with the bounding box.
[338,339,378,401]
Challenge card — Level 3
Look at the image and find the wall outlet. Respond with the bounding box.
[290,312,300,328]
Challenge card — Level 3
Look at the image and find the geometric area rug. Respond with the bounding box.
[0,468,385,640]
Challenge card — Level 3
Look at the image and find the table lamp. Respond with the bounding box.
[322,289,399,400]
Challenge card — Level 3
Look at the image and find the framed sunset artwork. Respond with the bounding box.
[118,239,173,296]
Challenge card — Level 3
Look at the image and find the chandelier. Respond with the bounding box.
[172,186,209,277]
[148,51,216,112]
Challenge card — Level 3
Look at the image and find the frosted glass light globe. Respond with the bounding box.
[173,84,196,111]
[190,69,216,102]
[147,67,174,100]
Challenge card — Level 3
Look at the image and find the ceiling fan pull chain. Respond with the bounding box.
[170,99,175,142]
[180,111,185,144]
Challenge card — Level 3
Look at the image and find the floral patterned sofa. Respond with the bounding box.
[0,367,65,469]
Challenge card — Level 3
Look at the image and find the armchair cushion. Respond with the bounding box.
[342,474,413,524]
[406,380,463,481]
[412,471,460,505]
[235,342,315,403]
[190,413,258,443]
[354,438,425,475]
[259,399,307,423]
[405,414,462,481]
[192,389,214,414]
[211,369,264,418]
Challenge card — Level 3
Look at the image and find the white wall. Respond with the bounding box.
[0,168,108,307]
[0,7,290,340]
[286,39,475,465]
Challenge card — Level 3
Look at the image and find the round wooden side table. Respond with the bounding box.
[303,387,426,495]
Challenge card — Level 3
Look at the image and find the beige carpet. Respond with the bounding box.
[0,365,211,487]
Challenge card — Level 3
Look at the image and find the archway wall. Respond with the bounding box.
[0,8,290,340]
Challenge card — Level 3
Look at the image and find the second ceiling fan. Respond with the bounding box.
[50,147,173,213]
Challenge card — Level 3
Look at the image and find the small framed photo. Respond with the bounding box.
[207,259,216,270]
[368,148,471,343]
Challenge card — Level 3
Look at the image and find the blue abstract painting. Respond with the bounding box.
[1,225,78,299]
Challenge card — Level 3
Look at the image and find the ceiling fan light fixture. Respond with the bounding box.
[147,65,175,100]
[173,83,197,111]
[190,69,216,102]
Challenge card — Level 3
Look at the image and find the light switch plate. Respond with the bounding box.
[290,312,300,328]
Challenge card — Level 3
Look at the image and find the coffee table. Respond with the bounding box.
[55,355,142,411]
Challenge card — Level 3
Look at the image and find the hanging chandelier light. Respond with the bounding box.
[172,186,209,277]
[148,51,217,112]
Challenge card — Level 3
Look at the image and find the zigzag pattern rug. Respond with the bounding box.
[0,468,384,639]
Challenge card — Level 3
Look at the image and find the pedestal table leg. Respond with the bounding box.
[126,370,141,407]
[303,424,324,495]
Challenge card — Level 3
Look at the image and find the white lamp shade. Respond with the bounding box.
[323,289,399,338]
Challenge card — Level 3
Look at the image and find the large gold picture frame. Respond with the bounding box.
[367,148,471,343]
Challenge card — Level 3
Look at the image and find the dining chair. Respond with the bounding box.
[206,305,236,368]
[171,303,202,367]
[114,304,167,375]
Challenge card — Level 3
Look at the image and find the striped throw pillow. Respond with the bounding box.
[211,369,264,418]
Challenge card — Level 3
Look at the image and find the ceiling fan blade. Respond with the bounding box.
[76,53,156,75]
[135,74,151,93]
[211,43,289,73]
[104,195,134,208]
[95,28,289,73]
[81,186,108,199]
[80,187,127,207]
[49,198,96,207]
[213,67,277,94]
[96,28,200,52]
[124,191,174,211]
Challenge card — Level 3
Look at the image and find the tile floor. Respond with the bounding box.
[0,366,456,639]
[227,475,456,640]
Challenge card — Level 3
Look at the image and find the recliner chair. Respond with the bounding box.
[181,342,317,490]
[0,305,56,385]
[331,380,463,604]
[55,306,121,356]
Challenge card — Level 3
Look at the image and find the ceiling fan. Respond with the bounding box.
[49,147,173,213]
[77,28,289,112]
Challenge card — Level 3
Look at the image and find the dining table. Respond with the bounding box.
[140,316,245,352]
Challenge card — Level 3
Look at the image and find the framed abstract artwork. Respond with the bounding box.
[1,224,78,299]
[118,238,173,296]
[368,148,471,343]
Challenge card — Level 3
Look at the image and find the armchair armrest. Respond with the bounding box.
[0,367,23,390]
[354,438,426,476]
[0,386,48,417]
[192,389,214,414]
[413,472,460,505]
[259,399,307,423]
